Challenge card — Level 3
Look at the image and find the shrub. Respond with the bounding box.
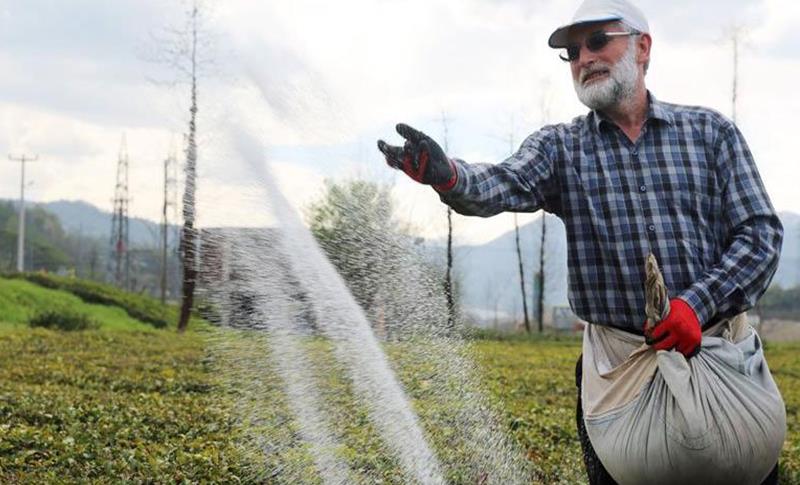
[29,310,99,331]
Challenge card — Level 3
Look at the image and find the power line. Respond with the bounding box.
[8,153,38,272]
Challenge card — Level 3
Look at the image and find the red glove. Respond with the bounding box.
[645,298,702,358]
[377,123,457,191]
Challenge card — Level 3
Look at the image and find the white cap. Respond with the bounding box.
[548,0,649,48]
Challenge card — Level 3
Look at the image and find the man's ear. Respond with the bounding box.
[638,33,652,71]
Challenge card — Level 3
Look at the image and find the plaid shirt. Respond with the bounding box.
[440,93,783,332]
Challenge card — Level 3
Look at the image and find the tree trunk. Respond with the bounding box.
[445,207,455,328]
[514,213,531,333]
[440,112,456,330]
[537,213,546,333]
[177,4,198,333]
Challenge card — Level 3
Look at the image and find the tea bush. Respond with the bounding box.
[0,329,252,483]
[0,276,797,484]
[28,310,99,331]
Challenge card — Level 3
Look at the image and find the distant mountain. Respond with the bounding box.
[452,213,568,325]
[37,200,178,248]
[775,212,800,288]
[452,211,800,325]
[11,198,799,323]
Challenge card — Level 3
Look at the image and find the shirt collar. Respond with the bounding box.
[590,91,675,133]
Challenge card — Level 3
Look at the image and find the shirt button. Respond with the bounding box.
[648,224,656,232]
[639,185,646,192]
[632,148,638,155]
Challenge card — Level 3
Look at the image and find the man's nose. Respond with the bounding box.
[574,55,598,82]
[577,46,599,66]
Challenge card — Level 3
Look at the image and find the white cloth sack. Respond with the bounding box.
[581,256,786,485]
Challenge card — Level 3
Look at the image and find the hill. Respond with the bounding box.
[4,199,799,325]
[1,199,177,250]
[0,277,153,331]
[39,199,179,248]
[0,200,182,297]
[776,212,800,288]
[0,273,179,329]
[453,213,568,325]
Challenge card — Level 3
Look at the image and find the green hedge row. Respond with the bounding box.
[28,310,99,331]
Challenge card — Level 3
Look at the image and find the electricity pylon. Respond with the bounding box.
[109,135,131,289]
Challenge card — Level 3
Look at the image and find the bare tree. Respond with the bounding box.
[177,4,199,332]
[514,213,531,332]
[536,214,546,332]
[505,120,531,333]
[726,25,748,124]
[441,111,456,328]
[534,82,552,333]
[147,0,214,332]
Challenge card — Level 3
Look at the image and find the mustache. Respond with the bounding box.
[580,64,611,83]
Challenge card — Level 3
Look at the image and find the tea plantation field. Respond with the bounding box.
[0,275,798,483]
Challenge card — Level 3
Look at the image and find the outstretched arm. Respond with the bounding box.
[379,124,561,218]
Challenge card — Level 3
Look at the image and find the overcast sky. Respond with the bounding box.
[1,0,798,245]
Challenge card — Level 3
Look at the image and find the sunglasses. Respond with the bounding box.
[560,30,640,62]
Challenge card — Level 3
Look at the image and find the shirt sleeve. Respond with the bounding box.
[677,122,783,325]
[436,128,561,217]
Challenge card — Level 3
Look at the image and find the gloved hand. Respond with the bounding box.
[377,123,457,191]
[644,298,702,358]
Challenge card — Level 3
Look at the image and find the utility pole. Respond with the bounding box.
[8,154,38,272]
[109,135,131,289]
[441,111,456,329]
[731,27,740,124]
[161,145,178,303]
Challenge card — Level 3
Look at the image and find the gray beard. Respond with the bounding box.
[574,40,639,111]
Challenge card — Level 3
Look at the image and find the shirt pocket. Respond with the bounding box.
[572,161,634,228]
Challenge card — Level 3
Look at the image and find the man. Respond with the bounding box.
[378,0,783,483]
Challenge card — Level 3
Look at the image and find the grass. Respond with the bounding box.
[0,278,157,332]
[5,272,173,328]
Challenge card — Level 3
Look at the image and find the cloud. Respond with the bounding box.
[641,0,763,42]
[0,0,797,247]
[0,100,175,223]
[749,0,800,59]
[0,0,181,126]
